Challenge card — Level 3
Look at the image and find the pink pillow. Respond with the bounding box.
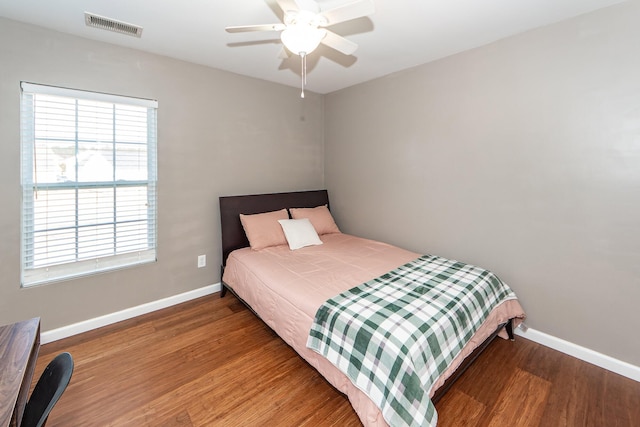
[289,205,340,235]
[239,209,289,250]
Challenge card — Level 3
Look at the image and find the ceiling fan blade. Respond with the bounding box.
[321,0,375,26]
[321,30,358,55]
[276,0,300,13]
[225,24,286,33]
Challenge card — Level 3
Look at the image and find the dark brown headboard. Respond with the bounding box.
[219,189,330,266]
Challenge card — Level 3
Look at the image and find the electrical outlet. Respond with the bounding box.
[197,254,206,268]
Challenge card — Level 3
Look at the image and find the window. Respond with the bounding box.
[20,82,158,286]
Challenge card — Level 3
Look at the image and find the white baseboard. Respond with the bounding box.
[515,327,640,383]
[41,283,221,344]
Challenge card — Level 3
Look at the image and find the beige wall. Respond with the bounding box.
[325,1,640,366]
[0,18,324,331]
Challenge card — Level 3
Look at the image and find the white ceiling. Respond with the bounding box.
[0,0,626,94]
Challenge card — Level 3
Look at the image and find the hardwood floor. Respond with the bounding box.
[36,293,640,426]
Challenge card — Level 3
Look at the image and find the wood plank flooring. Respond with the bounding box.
[35,293,640,426]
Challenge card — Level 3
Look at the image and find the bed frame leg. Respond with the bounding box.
[220,265,227,298]
[505,318,515,341]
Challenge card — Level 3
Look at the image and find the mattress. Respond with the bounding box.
[221,233,525,426]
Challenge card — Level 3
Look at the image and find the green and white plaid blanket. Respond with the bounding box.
[307,255,517,427]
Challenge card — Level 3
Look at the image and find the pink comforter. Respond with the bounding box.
[222,233,525,426]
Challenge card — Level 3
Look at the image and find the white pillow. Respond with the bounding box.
[278,218,323,250]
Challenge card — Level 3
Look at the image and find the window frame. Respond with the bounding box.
[20,82,158,287]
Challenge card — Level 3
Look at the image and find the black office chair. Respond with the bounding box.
[21,352,74,427]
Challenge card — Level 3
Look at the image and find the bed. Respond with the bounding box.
[219,189,525,426]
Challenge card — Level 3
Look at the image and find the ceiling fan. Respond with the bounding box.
[226,0,375,97]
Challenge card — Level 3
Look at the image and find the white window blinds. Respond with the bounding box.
[20,82,158,286]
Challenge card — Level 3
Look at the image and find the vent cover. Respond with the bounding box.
[84,12,143,38]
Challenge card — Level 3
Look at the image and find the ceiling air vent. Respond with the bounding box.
[84,12,143,38]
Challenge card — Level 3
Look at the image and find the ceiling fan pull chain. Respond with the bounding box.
[300,52,306,98]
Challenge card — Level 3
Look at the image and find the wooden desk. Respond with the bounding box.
[0,318,40,427]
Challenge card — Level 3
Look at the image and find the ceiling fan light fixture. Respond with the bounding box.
[280,24,326,56]
[226,0,375,98]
